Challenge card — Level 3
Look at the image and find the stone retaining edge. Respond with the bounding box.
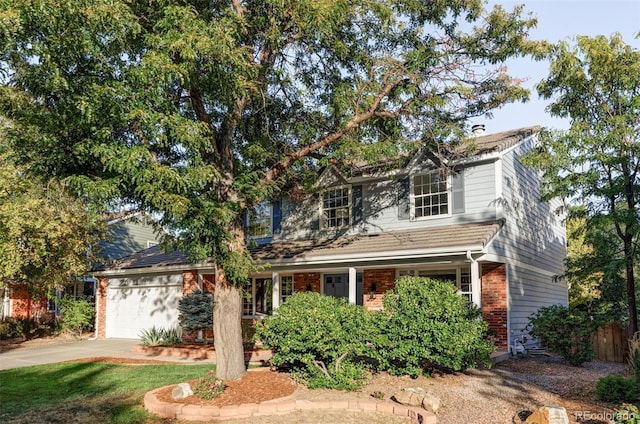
[144,386,437,423]
[131,345,273,364]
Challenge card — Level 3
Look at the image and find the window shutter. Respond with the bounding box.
[272,200,282,234]
[310,193,320,231]
[397,177,410,220]
[241,210,248,228]
[451,171,465,214]
[352,185,363,225]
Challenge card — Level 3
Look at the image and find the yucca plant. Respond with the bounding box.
[138,326,166,346]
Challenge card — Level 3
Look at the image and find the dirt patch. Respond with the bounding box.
[155,369,297,406]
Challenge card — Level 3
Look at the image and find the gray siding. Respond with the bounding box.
[489,138,566,272]
[274,160,501,242]
[100,215,162,260]
[507,263,569,342]
[486,137,568,344]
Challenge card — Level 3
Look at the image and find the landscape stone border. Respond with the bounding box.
[144,386,437,423]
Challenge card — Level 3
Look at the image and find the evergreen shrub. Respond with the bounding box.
[375,276,495,377]
[527,304,595,366]
[254,292,376,390]
[178,290,214,334]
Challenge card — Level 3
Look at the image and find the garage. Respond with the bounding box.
[105,273,183,339]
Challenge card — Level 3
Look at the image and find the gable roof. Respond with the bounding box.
[456,126,540,157]
[343,126,540,180]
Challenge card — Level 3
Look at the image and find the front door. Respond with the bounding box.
[323,274,349,299]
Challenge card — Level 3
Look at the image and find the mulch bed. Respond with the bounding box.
[154,369,297,406]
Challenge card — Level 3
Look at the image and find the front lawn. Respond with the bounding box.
[0,362,213,424]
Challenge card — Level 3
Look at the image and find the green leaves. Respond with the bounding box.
[524,34,640,333]
[377,276,494,377]
[254,292,375,390]
[527,305,595,366]
[0,149,104,290]
[2,0,551,281]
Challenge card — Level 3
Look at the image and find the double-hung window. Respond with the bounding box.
[246,202,272,238]
[412,172,449,219]
[321,186,351,229]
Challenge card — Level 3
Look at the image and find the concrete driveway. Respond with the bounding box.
[0,338,184,370]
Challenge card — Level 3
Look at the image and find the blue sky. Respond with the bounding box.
[472,0,640,133]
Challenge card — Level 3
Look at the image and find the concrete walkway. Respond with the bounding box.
[0,338,209,370]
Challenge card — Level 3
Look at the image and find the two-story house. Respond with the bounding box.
[92,126,568,353]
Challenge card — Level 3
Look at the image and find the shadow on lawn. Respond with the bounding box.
[0,362,209,424]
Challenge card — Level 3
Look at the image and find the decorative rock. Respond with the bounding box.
[524,405,569,424]
[392,387,427,407]
[172,383,193,400]
[421,392,441,413]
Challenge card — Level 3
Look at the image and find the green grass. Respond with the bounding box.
[0,362,215,424]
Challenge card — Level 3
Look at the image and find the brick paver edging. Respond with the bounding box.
[144,387,437,423]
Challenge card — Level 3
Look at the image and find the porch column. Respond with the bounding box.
[271,272,280,310]
[469,253,481,308]
[348,267,357,304]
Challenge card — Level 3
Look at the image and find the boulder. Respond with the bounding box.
[421,392,441,413]
[392,387,441,413]
[524,406,569,424]
[172,382,194,400]
[392,387,427,407]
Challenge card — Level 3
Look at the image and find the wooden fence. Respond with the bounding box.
[591,322,629,363]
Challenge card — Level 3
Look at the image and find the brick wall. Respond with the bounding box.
[182,270,199,295]
[9,285,48,320]
[363,268,396,310]
[201,274,216,293]
[481,263,508,350]
[96,276,108,339]
[293,272,321,293]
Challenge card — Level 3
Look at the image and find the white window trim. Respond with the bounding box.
[246,202,274,239]
[243,276,275,318]
[319,185,352,229]
[279,274,294,304]
[409,171,452,221]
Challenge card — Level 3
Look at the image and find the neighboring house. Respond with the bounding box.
[92,126,568,353]
[1,211,162,320]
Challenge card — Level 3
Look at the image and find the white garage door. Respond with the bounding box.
[106,273,183,339]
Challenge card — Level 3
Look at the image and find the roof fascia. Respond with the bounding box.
[254,244,487,268]
[93,262,215,277]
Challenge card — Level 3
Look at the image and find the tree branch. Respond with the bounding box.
[312,359,331,379]
[263,76,405,183]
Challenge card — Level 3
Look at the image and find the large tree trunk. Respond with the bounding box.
[624,238,638,339]
[213,268,246,381]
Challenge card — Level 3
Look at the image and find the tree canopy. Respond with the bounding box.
[1,0,550,378]
[0,143,104,294]
[523,33,640,336]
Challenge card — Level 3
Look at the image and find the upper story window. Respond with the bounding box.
[246,202,272,238]
[412,172,449,219]
[321,186,351,229]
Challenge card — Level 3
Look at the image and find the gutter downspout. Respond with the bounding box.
[467,250,481,309]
